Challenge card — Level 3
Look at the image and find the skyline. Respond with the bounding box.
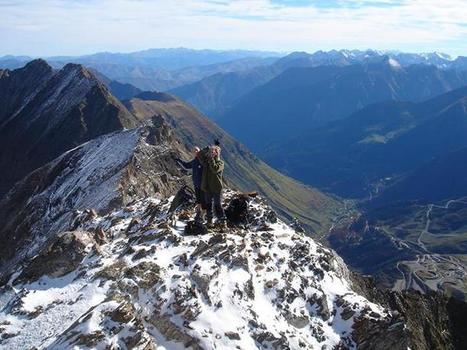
[0,47,464,61]
[1,0,466,57]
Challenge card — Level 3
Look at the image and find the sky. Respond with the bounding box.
[1,0,466,57]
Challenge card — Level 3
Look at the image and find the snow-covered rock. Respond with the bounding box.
[0,191,407,349]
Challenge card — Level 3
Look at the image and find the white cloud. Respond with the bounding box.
[0,0,466,56]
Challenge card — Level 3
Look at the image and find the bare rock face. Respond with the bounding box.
[350,272,466,350]
[16,231,96,283]
[352,315,407,350]
[0,59,54,123]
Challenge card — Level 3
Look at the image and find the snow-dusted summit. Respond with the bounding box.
[0,190,407,349]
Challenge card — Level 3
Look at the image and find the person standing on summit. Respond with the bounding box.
[177,146,206,222]
[198,140,226,228]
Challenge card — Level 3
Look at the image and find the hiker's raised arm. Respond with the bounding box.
[197,147,210,166]
[177,158,193,169]
[209,157,224,174]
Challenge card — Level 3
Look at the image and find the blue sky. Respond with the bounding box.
[0,0,466,57]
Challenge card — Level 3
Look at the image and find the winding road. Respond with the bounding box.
[394,198,467,294]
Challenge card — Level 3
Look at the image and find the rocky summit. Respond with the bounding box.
[0,190,409,350]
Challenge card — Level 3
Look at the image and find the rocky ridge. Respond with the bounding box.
[0,59,138,196]
[0,118,189,283]
[0,190,409,349]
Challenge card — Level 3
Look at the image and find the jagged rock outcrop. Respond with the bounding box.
[0,59,138,196]
[350,272,467,350]
[16,230,97,284]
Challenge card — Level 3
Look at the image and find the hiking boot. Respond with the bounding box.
[194,212,204,223]
[206,217,214,229]
[194,206,205,222]
[217,219,227,231]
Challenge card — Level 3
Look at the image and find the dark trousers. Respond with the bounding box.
[194,186,206,209]
[205,191,225,220]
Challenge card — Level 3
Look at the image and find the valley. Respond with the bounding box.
[393,199,467,300]
[333,197,467,301]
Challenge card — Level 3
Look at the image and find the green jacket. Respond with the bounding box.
[198,147,224,193]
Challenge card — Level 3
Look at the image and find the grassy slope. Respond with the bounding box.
[126,94,340,233]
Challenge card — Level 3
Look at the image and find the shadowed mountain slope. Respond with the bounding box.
[264,86,467,198]
[218,61,467,152]
[0,60,138,196]
[169,65,281,119]
[372,146,467,206]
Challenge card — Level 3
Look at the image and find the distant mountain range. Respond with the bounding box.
[48,48,281,70]
[273,49,467,70]
[89,68,143,100]
[219,59,467,152]
[169,64,281,118]
[75,56,277,91]
[0,48,281,91]
[2,48,466,106]
[170,50,467,119]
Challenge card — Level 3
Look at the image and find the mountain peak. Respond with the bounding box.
[61,62,97,80]
[0,58,138,196]
[135,90,177,102]
[23,58,52,72]
[363,55,403,71]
